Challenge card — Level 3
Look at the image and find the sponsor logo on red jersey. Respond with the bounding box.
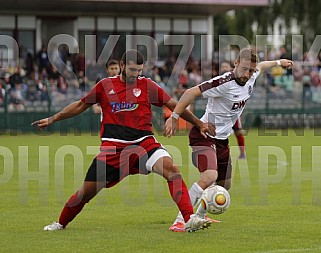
[110,102,139,113]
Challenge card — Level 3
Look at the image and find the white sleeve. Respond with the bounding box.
[202,84,225,98]
[198,72,232,98]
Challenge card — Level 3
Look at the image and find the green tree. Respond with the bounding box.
[219,0,321,52]
[276,0,321,50]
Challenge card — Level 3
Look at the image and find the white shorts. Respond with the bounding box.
[146,148,171,172]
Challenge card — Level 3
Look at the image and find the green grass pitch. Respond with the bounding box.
[1,128,321,253]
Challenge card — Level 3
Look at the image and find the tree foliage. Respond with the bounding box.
[216,0,321,50]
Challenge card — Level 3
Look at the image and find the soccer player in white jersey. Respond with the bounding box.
[220,61,246,159]
[164,48,293,232]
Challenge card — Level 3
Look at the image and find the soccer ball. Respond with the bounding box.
[200,185,230,215]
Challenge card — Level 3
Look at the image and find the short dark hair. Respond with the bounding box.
[106,59,119,68]
[121,49,144,65]
[237,48,259,64]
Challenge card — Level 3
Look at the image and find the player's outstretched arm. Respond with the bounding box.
[257,59,293,72]
[164,86,215,138]
[31,100,91,129]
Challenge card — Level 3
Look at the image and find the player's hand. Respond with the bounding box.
[31,117,53,130]
[199,122,216,138]
[163,116,177,138]
[280,59,293,69]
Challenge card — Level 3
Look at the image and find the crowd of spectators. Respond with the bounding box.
[1,45,321,112]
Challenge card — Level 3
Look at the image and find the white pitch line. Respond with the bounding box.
[256,246,321,253]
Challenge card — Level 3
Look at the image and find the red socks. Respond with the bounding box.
[58,191,87,228]
[167,174,193,223]
[59,176,194,227]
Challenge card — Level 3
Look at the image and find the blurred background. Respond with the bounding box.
[1,0,321,132]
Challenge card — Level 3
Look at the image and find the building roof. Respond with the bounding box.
[0,0,269,16]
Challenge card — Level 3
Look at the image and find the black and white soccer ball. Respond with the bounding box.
[200,185,230,215]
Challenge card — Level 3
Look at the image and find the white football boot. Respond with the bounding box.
[44,221,64,231]
[184,214,211,232]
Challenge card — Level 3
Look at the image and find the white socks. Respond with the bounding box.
[195,202,207,219]
[189,182,204,206]
[174,182,204,223]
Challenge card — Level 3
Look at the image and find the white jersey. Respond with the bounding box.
[199,70,260,140]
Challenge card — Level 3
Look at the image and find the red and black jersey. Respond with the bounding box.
[81,76,171,142]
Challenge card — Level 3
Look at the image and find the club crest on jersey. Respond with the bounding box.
[133,88,141,97]
[110,101,139,113]
[210,144,216,150]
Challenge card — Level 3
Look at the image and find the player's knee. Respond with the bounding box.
[216,179,231,190]
[153,156,181,180]
[200,170,217,188]
[78,181,103,202]
[163,162,181,180]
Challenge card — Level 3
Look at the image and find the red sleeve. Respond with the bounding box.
[148,79,171,107]
[80,81,103,104]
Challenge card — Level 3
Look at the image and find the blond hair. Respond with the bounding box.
[237,48,259,64]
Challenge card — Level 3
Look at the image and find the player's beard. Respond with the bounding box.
[235,77,248,86]
[122,69,137,84]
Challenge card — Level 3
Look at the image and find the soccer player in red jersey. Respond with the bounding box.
[32,49,215,232]
[164,48,293,231]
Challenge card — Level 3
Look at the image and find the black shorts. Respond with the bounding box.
[85,158,121,187]
[85,137,161,188]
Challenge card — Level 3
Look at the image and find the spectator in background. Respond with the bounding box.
[165,56,176,75]
[279,47,289,59]
[173,69,190,100]
[189,67,202,87]
[310,70,321,87]
[48,65,60,81]
[85,61,97,81]
[41,68,49,81]
[96,59,120,83]
[38,81,50,102]
[279,47,292,76]
[26,81,38,102]
[0,81,5,107]
[79,74,91,95]
[76,53,86,74]
[3,73,12,90]
[9,83,25,111]
[219,61,232,73]
[37,45,49,71]
[25,52,35,78]
[10,65,25,85]
[93,59,120,114]
[106,59,120,77]
[151,66,163,84]
[57,76,68,95]
[317,51,321,71]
